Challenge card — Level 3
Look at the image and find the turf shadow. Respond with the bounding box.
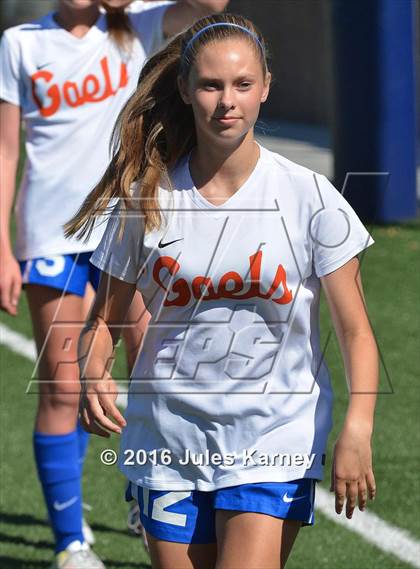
[0,512,48,527]
[0,556,49,568]
[89,521,135,537]
[0,531,52,550]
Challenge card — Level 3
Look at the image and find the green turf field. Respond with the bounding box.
[1,220,419,568]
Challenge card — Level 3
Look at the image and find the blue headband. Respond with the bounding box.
[181,23,265,68]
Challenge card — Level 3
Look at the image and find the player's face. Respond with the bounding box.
[179,39,271,146]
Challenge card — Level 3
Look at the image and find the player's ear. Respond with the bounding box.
[177,75,191,105]
[261,71,271,103]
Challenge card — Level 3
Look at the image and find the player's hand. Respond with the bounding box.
[79,373,127,438]
[0,250,22,316]
[330,422,376,518]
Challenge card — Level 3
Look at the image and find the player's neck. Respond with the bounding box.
[191,134,259,191]
[54,5,100,38]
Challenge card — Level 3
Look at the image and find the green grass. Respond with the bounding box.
[1,221,419,568]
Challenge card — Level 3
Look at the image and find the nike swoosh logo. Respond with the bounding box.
[36,62,55,70]
[158,237,184,249]
[282,492,306,503]
[53,496,78,511]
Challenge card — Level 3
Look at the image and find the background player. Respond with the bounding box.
[0,1,228,567]
[71,11,377,569]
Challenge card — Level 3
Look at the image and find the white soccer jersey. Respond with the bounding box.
[90,143,375,491]
[0,1,173,260]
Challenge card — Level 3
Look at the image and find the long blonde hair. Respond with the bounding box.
[64,13,270,242]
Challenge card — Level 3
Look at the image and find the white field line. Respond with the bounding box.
[0,322,37,360]
[315,487,420,568]
[1,322,419,568]
[0,322,127,408]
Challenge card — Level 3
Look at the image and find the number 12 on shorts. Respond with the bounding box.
[141,487,192,527]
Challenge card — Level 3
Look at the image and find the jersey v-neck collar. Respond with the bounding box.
[184,142,266,219]
[46,11,105,43]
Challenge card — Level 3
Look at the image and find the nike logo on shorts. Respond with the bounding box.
[282,492,306,503]
[53,496,78,511]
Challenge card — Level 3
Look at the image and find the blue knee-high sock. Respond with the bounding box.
[33,430,84,553]
[76,419,90,477]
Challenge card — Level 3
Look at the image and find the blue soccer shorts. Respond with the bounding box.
[126,478,316,544]
[19,252,101,297]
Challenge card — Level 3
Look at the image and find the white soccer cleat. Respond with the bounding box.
[81,502,95,545]
[127,502,149,554]
[50,540,105,569]
[82,517,95,546]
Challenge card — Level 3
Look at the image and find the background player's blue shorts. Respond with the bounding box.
[126,478,316,544]
[19,252,100,297]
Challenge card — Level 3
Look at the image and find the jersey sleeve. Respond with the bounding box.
[89,202,144,284]
[0,30,22,106]
[127,1,175,57]
[309,174,375,278]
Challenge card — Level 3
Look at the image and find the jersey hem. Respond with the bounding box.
[122,467,325,492]
[14,242,101,262]
[0,89,20,106]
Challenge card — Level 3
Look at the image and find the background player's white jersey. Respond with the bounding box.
[0,1,173,260]
[90,143,375,491]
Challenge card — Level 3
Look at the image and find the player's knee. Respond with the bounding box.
[39,372,81,410]
[41,390,80,411]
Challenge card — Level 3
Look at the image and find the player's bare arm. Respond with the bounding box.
[78,272,136,438]
[163,0,229,38]
[321,256,378,519]
[0,100,22,316]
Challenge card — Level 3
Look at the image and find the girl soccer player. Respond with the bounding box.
[65,12,378,569]
[0,1,228,567]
